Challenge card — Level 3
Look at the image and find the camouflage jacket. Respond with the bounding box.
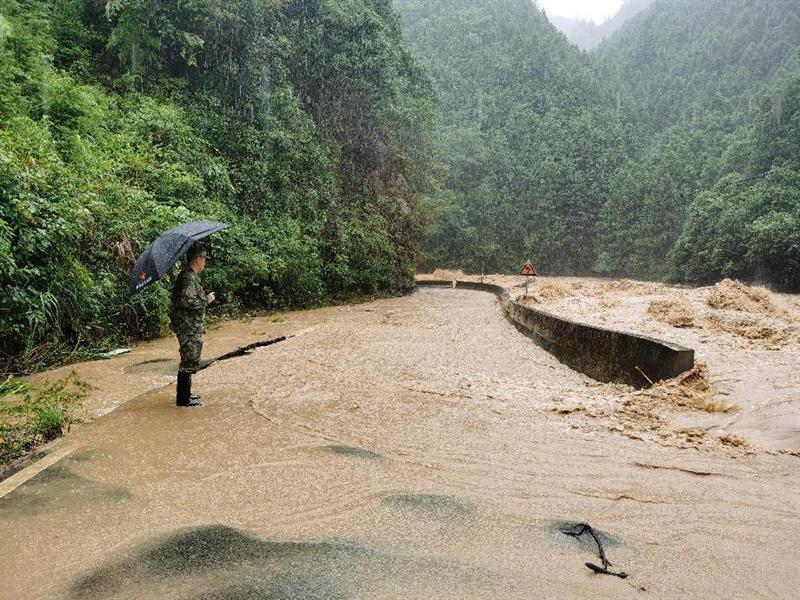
[169,267,207,335]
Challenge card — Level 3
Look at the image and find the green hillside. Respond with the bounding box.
[396,0,800,290]
[0,0,435,372]
[395,0,634,274]
[597,0,800,135]
[595,0,800,284]
[2,0,799,372]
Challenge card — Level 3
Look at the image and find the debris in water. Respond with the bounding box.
[705,313,796,347]
[431,268,466,280]
[529,279,573,303]
[706,279,779,315]
[647,297,696,328]
[718,431,753,449]
[560,522,628,579]
[633,362,735,413]
[201,336,291,369]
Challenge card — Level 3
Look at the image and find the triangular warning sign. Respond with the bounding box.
[520,261,538,276]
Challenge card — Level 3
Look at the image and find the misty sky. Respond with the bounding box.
[536,0,625,24]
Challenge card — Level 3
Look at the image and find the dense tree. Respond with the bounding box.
[595,111,738,279]
[592,0,800,288]
[395,0,634,274]
[597,0,800,136]
[401,0,799,290]
[671,75,800,290]
[0,0,435,372]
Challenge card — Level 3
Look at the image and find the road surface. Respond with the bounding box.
[1,288,798,598]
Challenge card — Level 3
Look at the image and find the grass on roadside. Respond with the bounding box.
[0,376,30,398]
[1,342,113,377]
[0,373,89,465]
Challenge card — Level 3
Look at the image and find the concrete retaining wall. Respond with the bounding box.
[415,279,509,298]
[417,279,694,388]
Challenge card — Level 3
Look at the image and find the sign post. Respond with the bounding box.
[520,260,538,295]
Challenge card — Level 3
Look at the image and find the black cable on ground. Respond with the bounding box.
[561,522,628,579]
[199,336,290,370]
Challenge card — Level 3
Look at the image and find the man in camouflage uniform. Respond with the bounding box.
[170,243,215,407]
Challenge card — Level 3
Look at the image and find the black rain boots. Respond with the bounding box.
[176,372,202,407]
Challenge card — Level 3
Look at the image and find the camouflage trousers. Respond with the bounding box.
[177,333,204,374]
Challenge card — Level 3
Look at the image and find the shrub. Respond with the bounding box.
[0,372,88,464]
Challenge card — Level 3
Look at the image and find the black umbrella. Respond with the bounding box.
[130,221,228,294]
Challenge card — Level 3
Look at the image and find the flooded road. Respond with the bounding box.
[1,288,798,598]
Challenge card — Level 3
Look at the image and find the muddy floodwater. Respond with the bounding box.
[1,287,799,598]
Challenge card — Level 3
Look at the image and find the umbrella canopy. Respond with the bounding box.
[130,221,228,294]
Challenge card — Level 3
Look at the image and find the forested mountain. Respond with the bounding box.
[394,0,799,290]
[394,0,634,274]
[597,0,800,135]
[0,0,435,371]
[595,0,800,285]
[670,75,800,289]
[544,0,653,51]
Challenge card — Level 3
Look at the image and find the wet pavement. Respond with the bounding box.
[1,288,798,598]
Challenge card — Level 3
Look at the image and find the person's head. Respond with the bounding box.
[187,243,208,273]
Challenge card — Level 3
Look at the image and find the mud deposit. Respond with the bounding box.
[1,288,798,598]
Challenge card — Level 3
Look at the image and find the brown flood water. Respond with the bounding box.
[511,276,800,453]
[1,287,798,598]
